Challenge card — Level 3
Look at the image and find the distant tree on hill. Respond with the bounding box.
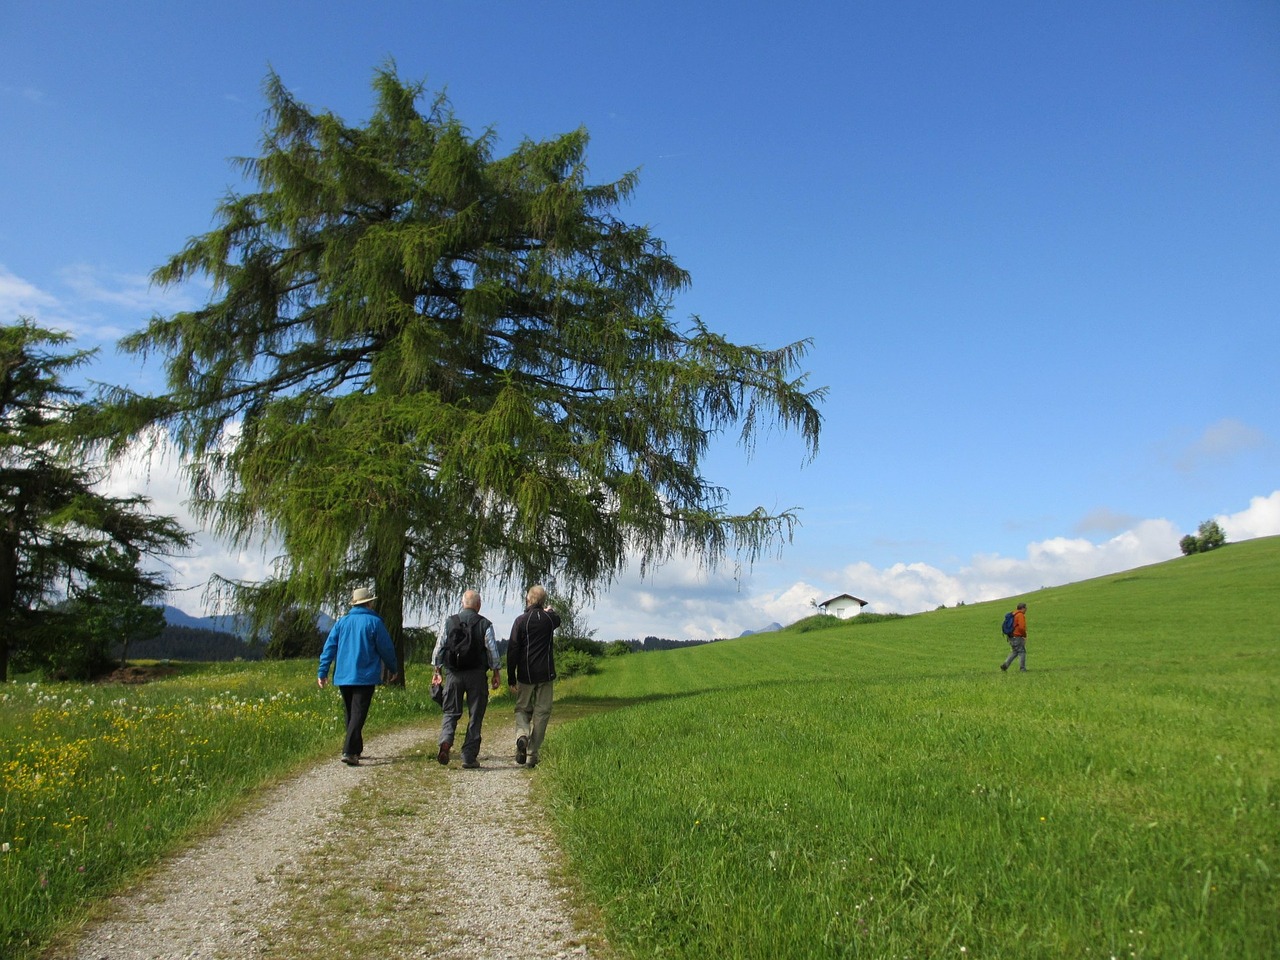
[1180,519,1227,556]
[112,65,823,684]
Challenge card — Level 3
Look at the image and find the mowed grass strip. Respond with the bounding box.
[546,537,1279,959]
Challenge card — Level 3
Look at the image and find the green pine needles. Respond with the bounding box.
[118,65,824,665]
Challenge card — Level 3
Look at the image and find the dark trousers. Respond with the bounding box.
[339,685,376,757]
[440,668,490,763]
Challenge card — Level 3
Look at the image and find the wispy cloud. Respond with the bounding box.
[60,262,202,316]
[0,262,205,343]
[0,264,61,319]
[0,83,47,105]
[1073,506,1138,535]
[1176,418,1269,472]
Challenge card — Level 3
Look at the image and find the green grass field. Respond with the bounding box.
[0,661,445,959]
[547,537,1279,958]
[1,537,1276,959]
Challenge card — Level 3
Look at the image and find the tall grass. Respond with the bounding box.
[547,537,1279,958]
[0,661,441,959]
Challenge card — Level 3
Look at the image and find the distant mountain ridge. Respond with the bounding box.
[162,605,335,638]
[739,621,783,638]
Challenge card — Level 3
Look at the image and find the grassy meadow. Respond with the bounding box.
[546,536,1278,958]
[0,661,443,959]
[1,537,1275,959]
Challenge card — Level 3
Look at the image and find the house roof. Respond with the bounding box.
[819,593,868,607]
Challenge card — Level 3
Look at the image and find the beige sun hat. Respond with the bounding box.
[350,587,377,606]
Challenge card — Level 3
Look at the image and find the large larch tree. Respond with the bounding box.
[119,67,824,675]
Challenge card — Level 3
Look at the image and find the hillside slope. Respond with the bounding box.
[548,536,1279,959]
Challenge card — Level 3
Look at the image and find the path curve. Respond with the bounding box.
[54,725,605,960]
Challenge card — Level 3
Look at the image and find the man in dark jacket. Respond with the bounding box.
[506,584,561,769]
[431,590,501,768]
[317,587,400,766]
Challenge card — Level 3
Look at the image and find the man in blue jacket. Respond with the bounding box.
[318,587,400,766]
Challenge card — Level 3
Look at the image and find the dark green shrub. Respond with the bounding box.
[556,648,599,678]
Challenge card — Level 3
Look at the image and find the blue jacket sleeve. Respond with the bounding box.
[318,623,340,679]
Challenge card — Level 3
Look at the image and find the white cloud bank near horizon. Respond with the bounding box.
[577,491,1280,640]
[99,435,1280,642]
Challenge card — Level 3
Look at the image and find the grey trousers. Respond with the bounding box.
[514,681,555,764]
[1002,637,1027,671]
[440,668,490,763]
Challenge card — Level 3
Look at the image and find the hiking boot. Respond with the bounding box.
[341,754,359,766]
[1000,663,1008,671]
[462,759,480,769]
[515,735,528,765]
[437,742,451,765]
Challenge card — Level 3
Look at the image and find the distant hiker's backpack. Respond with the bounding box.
[1001,611,1016,637]
[443,615,487,670]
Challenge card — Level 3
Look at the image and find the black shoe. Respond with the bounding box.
[1000,663,1008,671]
[462,759,480,769]
[341,754,359,766]
[515,736,528,765]
[437,742,451,765]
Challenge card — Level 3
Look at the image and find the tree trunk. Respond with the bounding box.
[375,537,408,686]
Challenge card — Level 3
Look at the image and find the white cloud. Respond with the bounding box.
[834,518,1183,615]
[97,433,277,616]
[1217,490,1280,541]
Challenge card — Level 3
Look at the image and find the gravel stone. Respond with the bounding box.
[58,724,607,960]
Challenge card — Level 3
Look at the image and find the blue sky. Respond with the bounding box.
[3,1,1278,641]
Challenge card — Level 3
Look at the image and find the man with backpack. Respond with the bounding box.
[506,584,561,770]
[1000,602,1029,672]
[431,590,501,768]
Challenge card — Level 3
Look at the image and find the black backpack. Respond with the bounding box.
[443,615,487,670]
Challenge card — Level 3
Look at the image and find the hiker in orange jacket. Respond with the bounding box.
[1001,602,1028,672]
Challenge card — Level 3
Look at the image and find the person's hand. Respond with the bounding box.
[490,672,500,691]
[317,677,326,689]
[508,683,518,696]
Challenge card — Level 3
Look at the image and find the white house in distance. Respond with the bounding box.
[818,593,868,619]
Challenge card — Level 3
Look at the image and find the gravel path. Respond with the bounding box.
[55,724,607,960]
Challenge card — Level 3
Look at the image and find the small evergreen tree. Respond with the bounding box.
[1,319,190,681]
